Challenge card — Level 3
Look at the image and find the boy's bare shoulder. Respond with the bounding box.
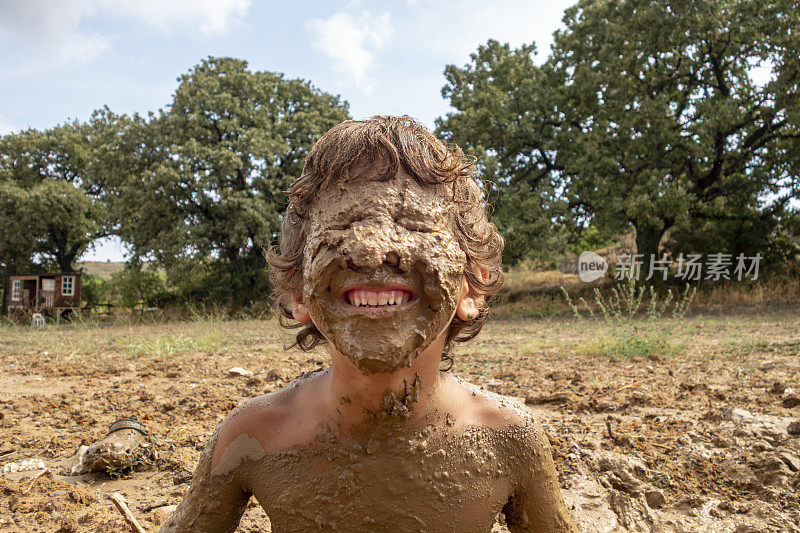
[446,373,538,432]
[211,368,329,469]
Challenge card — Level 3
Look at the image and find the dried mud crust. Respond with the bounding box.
[0,313,798,532]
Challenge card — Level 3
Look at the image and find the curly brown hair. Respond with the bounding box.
[267,115,504,369]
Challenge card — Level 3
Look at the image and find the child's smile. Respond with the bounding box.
[341,285,414,310]
[302,167,466,374]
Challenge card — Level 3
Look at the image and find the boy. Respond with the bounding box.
[163,116,576,532]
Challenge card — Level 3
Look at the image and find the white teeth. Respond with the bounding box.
[348,289,411,307]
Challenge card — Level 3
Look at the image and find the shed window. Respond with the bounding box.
[11,280,20,301]
[61,276,75,296]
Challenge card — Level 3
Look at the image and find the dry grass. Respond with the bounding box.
[0,316,288,359]
[693,276,800,306]
[3,305,795,365]
[78,261,127,278]
[501,264,584,296]
[496,258,800,320]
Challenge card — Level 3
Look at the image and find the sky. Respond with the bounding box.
[0,0,575,260]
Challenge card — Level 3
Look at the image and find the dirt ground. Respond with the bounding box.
[1,302,799,532]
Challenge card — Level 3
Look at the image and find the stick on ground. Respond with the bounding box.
[22,469,49,494]
[108,492,148,533]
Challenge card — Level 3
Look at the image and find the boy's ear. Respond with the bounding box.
[456,276,479,321]
[291,294,311,323]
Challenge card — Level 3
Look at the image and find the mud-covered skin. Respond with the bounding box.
[164,165,576,531]
[302,169,466,374]
[161,371,576,533]
[159,424,249,532]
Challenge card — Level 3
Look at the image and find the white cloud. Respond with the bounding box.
[0,0,250,69]
[100,0,251,36]
[306,10,393,94]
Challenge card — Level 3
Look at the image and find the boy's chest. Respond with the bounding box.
[246,436,514,532]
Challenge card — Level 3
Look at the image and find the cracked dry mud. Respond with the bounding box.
[1,304,799,532]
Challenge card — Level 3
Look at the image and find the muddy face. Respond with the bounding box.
[302,169,466,374]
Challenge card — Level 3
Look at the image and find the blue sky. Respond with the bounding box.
[0,0,576,260]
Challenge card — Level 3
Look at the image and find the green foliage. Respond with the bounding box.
[571,226,616,255]
[595,323,677,360]
[109,265,168,309]
[114,57,350,309]
[560,278,696,322]
[0,124,105,272]
[0,182,40,271]
[439,1,800,272]
[437,41,569,265]
[665,196,800,271]
[649,462,674,490]
[548,0,800,272]
[80,274,111,309]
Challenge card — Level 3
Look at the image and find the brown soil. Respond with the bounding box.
[1,306,799,532]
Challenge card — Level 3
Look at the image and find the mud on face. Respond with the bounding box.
[302,169,466,374]
[268,115,506,359]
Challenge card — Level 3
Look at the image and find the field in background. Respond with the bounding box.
[77,261,127,278]
[495,258,800,320]
[1,304,799,531]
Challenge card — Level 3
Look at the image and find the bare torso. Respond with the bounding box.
[162,370,576,532]
[245,426,513,531]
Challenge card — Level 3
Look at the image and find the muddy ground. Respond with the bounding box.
[1,303,799,532]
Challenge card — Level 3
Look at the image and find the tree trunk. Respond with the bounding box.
[58,254,76,273]
[0,272,8,317]
[634,224,668,287]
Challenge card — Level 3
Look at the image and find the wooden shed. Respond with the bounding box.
[7,273,82,322]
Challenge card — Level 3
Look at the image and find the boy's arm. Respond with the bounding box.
[502,419,578,532]
[160,423,251,533]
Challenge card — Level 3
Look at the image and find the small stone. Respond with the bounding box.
[781,396,800,408]
[750,440,772,452]
[265,369,284,381]
[524,392,569,405]
[228,367,253,377]
[788,420,800,435]
[770,381,786,394]
[779,452,800,472]
[645,489,666,509]
[58,517,78,532]
[724,408,754,423]
[2,458,45,474]
[151,504,178,525]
